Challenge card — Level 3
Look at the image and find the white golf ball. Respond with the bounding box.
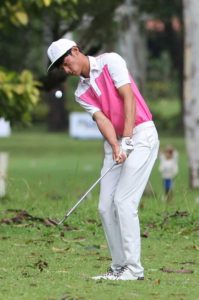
[55,90,63,98]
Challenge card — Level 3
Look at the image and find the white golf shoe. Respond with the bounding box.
[92,266,144,281]
[92,267,120,280]
[114,266,144,281]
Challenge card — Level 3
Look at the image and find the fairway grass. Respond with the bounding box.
[0,130,199,300]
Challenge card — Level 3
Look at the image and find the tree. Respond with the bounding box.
[0,0,124,129]
[0,0,47,124]
[0,69,40,124]
[136,0,184,125]
[38,0,124,131]
[115,0,146,91]
[183,0,199,188]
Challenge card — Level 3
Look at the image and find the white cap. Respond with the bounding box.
[47,38,77,72]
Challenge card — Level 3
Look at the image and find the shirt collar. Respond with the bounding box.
[80,56,99,83]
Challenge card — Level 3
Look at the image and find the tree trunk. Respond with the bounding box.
[183,0,199,188]
[43,15,68,131]
[115,0,146,91]
[47,85,67,131]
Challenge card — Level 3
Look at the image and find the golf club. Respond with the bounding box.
[57,162,117,225]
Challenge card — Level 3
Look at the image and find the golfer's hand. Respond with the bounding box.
[112,143,127,164]
[119,137,134,159]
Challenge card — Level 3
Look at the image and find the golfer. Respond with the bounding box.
[47,38,159,281]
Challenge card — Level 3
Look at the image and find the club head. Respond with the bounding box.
[57,216,68,226]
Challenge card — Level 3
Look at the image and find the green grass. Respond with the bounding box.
[0,130,199,300]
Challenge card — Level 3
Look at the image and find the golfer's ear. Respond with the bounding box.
[72,46,80,55]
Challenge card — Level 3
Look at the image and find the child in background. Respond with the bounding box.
[159,145,178,201]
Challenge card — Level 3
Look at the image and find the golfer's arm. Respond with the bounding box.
[118,83,136,137]
[93,111,118,149]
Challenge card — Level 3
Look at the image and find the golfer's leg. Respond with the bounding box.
[114,128,159,277]
[98,141,125,269]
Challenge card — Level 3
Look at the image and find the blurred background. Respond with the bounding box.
[0,0,199,196]
[0,0,184,132]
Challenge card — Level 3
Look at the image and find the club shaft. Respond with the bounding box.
[58,162,116,225]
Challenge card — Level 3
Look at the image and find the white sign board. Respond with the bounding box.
[0,118,11,137]
[69,112,102,139]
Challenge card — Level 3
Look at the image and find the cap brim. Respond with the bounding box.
[47,43,76,73]
[47,50,67,73]
[47,60,57,73]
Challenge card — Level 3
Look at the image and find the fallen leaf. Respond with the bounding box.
[55,270,68,273]
[21,272,30,277]
[86,219,98,224]
[13,243,27,247]
[0,236,10,240]
[13,224,29,228]
[147,223,157,228]
[160,267,194,274]
[52,247,70,253]
[60,231,65,237]
[177,228,193,235]
[28,252,41,257]
[73,236,86,242]
[154,279,161,285]
[43,218,58,226]
[141,231,149,238]
[25,239,47,244]
[170,211,189,218]
[100,244,107,249]
[34,260,48,272]
[192,245,199,251]
[180,261,196,265]
[29,283,37,287]
[97,256,111,261]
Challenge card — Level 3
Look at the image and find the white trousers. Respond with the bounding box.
[98,121,159,277]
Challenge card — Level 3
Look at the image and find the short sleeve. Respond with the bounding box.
[106,53,131,88]
[75,96,101,117]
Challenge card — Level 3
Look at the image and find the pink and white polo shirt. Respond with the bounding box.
[75,53,152,136]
